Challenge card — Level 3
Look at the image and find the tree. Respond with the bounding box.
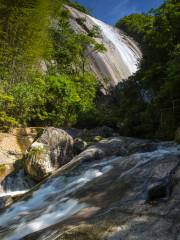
[105,0,180,139]
[52,9,106,75]
[45,73,97,127]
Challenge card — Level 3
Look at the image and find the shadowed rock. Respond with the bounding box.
[175,127,180,144]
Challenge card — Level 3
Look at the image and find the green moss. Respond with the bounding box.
[93,136,104,142]
[0,164,7,176]
[26,147,44,159]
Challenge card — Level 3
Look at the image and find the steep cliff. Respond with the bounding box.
[66,6,142,93]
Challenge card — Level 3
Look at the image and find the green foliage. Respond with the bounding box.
[0,0,102,129]
[116,14,154,43]
[45,73,97,127]
[99,0,180,139]
[0,0,56,84]
[10,77,47,124]
[66,0,90,14]
[0,92,17,129]
[52,9,106,75]
[26,147,44,159]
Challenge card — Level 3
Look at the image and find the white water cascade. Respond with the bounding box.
[67,6,142,91]
[0,157,114,240]
[89,16,139,75]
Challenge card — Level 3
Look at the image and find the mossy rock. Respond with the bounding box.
[93,136,104,142]
[0,164,7,177]
[24,127,74,181]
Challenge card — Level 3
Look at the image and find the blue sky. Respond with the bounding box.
[75,0,164,24]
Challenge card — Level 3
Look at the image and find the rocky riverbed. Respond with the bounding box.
[0,127,179,239]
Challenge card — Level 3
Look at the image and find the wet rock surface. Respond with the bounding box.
[0,136,179,240]
[65,6,142,93]
[1,169,36,193]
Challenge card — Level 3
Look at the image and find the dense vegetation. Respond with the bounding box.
[89,0,180,139]
[0,0,104,129]
[66,0,90,14]
[0,0,179,140]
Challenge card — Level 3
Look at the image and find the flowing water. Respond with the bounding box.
[0,157,115,240]
[89,16,140,75]
[0,170,35,198]
[67,6,142,88]
[0,142,179,240]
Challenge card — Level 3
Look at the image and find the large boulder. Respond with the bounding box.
[175,127,180,144]
[25,127,74,181]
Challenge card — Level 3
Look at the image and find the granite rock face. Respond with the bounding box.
[66,6,142,94]
[25,127,74,181]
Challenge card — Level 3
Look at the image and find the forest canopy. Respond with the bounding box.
[98,0,180,139]
[0,0,102,129]
[0,0,179,140]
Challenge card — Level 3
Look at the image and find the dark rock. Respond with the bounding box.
[2,169,36,192]
[64,126,115,141]
[85,126,114,138]
[128,142,157,154]
[75,126,115,141]
[146,181,171,202]
[175,127,180,144]
[74,138,87,154]
[63,128,83,139]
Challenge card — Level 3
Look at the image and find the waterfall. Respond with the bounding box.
[89,16,140,75]
[66,6,142,90]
